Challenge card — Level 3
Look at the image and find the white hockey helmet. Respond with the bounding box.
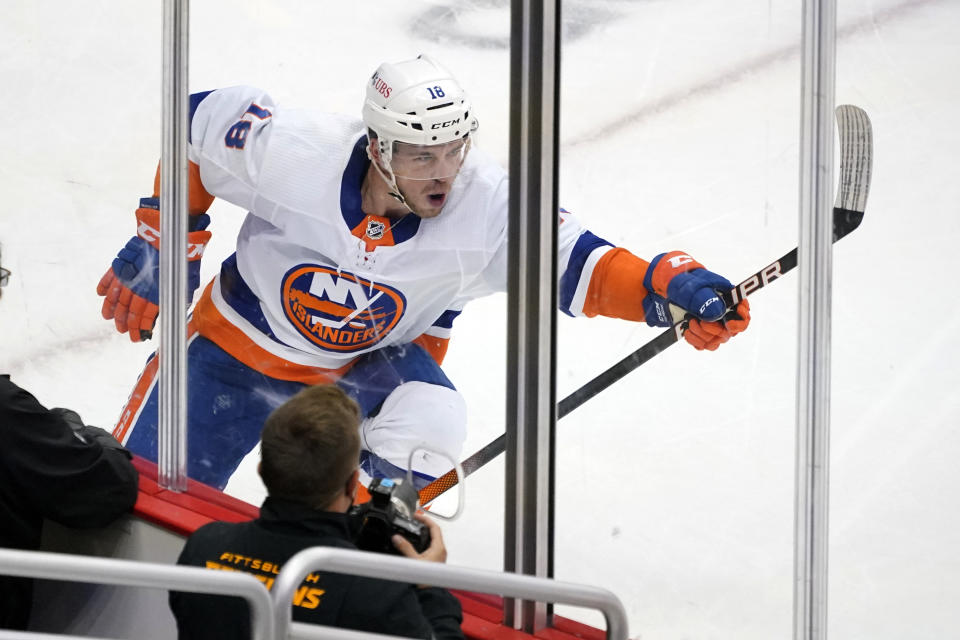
[362,54,479,164]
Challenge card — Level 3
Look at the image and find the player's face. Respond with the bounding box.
[390,139,469,218]
[391,139,469,181]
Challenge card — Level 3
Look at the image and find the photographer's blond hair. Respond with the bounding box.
[259,385,361,509]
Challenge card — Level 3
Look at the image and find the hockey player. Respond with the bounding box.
[97,54,750,491]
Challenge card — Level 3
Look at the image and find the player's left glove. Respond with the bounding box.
[96,197,211,342]
[641,250,751,351]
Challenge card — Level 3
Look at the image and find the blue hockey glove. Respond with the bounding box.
[641,250,751,350]
[96,197,211,342]
[642,251,731,327]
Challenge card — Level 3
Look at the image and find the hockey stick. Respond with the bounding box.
[419,104,873,506]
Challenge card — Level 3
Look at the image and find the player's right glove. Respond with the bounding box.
[96,197,211,342]
[641,250,751,350]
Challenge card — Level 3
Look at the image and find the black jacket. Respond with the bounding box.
[0,375,139,630]
[169,497,464,639]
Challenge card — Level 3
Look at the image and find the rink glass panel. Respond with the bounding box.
[553,2,801,633]
[1,2,958,638]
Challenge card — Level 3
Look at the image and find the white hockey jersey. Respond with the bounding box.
[186,86,621,382]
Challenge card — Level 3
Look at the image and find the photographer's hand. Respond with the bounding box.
[392,511,447,564]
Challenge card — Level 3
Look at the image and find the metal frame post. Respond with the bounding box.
[505,0,562,633]
[158,0,190,491]
[795,0,837,637]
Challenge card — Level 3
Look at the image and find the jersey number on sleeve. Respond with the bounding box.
[224,103,273,150]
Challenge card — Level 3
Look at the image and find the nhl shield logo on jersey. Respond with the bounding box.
[365,219,386,240]
[281,265,406,352]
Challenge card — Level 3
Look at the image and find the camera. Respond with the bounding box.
[349,477,431,554]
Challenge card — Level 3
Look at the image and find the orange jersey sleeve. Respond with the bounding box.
[152,160,216,215]
[580,248,652,322]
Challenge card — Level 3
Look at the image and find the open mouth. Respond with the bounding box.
[427,193,446,206]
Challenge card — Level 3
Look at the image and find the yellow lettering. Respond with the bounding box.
[292,585,309,606]
[203,559,274,590]
[301,588,325,610]
[304,573,320,584]
[292,586,325,610]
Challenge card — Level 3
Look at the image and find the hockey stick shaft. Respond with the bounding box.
[419,105,872,505]
[419,211,858,504]
[558,207,864,421]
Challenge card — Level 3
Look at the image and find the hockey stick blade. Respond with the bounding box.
[419,105,873,506]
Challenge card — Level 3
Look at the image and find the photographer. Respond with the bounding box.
[0,246,139,630]
[169,384,464,640]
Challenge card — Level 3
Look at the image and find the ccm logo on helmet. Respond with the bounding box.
[431,118,461,129]
[370,72,391,98]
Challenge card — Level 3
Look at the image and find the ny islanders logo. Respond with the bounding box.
[281,265,406,352]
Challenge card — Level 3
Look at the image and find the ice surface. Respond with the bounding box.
[1,0,958,637]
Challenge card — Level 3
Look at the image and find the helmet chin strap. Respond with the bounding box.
[367,142,417,217]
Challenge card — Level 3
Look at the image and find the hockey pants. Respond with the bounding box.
[116,335,466,490]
